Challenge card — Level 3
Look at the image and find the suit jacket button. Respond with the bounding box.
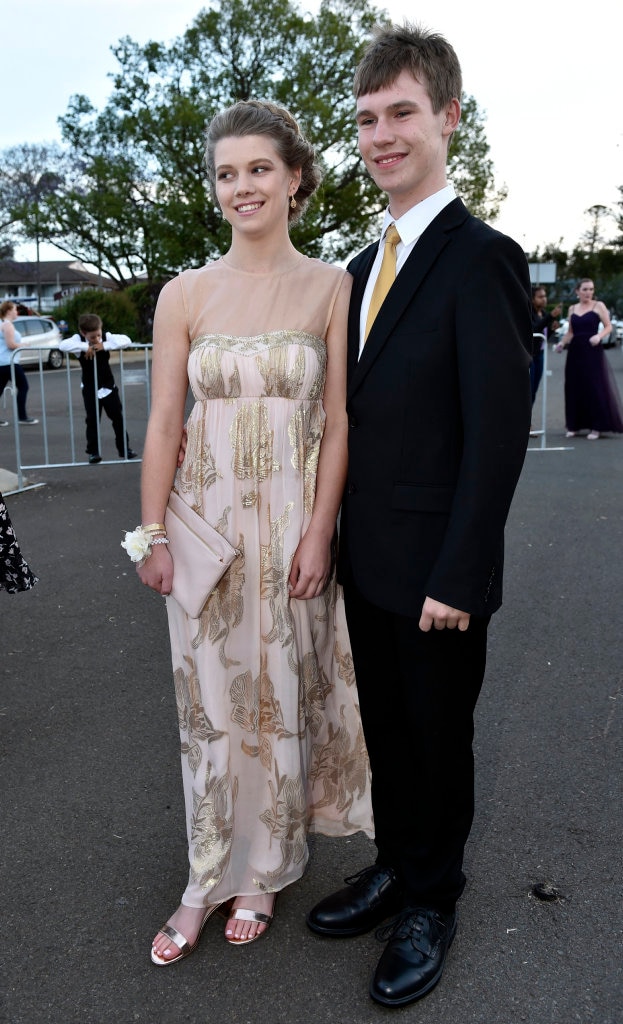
[349,415,358,428]
[347,482,357,494]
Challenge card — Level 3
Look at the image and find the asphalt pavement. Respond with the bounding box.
[2,349,622,1024]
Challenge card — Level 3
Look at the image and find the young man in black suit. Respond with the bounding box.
[307,24,532,1007]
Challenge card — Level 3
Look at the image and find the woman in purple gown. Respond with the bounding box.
[555,279,623,439]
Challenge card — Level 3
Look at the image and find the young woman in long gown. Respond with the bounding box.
[555,279,623,438]
[134,101,372,965]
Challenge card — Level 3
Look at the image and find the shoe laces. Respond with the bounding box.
[344,865,394,890]
[375,907,449,955]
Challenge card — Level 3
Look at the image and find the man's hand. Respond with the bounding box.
[419,596,470,632]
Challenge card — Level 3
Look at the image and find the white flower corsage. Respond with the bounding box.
[121,525,152,564]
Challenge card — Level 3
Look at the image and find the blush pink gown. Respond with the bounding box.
[165,256,373,909]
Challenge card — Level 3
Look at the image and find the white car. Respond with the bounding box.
[15,316,65,369]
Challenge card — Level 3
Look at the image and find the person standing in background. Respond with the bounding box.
[530,285,560,405]
[0,301,39,426]
[554,278,623,439]
[60,314,137,463]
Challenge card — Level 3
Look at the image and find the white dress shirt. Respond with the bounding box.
[358,184,457,354]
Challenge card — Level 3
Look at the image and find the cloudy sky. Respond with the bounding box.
[5,0,621,260]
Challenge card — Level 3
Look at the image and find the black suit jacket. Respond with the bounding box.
[339,197,532,618]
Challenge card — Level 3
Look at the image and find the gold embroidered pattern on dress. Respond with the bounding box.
[174,654,227,775]
[190,331,326,402]
[189,765,238,891]
[177,421,221,511]
[260,503,297,672]
[256,344,306,400]
[309,710,370,832]
[259,763,307,877]
[193,345,241,400]
[230,400,280,481]
[288,405,325,516]
[298,650,333,738]
[333,636,357,688]
[191,329,324,359]
[230,653,296,768]
[252,877,278,893]
[192,535,245,666]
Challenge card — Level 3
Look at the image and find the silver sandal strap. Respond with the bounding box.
[157,923,191,953]
[229,908,272,925]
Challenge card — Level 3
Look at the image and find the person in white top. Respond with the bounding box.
[0,300,39,425]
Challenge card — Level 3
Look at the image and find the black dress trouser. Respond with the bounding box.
[343,583,489,913]
[82,384,129,457]
[0,364,29,421]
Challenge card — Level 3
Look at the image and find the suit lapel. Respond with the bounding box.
[347,243,376,385]
[347,198,470,402]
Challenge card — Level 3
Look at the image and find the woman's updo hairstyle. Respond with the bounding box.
[205,100,321,225]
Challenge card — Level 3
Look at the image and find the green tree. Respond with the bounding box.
[50,0,385,278]
[0,143,66,259]
[580,204,613,254]
[613,185,623,248]
[55,287,139,339]
[448,95,507,221]
[2,0,506,281]
[529,207,623,314]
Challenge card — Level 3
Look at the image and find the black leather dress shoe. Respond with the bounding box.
[306,865,404,937]
[370,907,457,1006]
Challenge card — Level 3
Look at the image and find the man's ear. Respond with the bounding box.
[442,98,461,136]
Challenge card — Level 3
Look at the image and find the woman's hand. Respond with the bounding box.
[288,530,331,600]
[589,334,601,346]
[137,544,174,596]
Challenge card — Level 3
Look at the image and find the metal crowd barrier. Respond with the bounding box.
[3,344,152,492]
[527,332,573,453]
[3,331,572,493]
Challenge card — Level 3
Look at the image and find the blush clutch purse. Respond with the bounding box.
[164,489,237,618]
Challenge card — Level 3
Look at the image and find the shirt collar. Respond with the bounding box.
[380,184,457,246]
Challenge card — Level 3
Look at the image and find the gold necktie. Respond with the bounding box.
[365,224,401,340]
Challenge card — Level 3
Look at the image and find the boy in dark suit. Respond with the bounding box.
[307,23,532,1007]
[61,313,137,463]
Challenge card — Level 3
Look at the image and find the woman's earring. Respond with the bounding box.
[290,196,297,209]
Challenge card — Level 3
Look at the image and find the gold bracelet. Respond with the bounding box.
[142,522,166,534]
